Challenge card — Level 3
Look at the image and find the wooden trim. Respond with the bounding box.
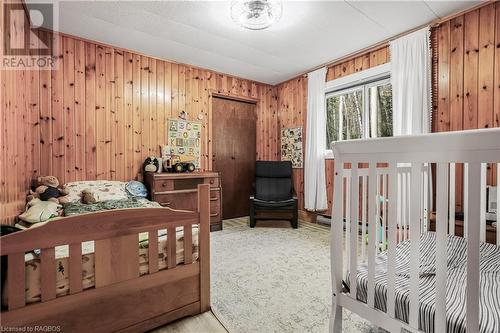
[209,90,259,104]
[298,210,317,223]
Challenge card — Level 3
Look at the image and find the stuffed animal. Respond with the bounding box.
[143,156,161,173]
[81,189,97,204]
[27,176,70,204]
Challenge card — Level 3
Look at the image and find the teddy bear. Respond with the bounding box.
[27,176,70,204]
[81,189,97,205]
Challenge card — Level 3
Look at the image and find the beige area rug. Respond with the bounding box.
[210,217,378,333]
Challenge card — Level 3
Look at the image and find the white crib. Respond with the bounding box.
[330,128,500,333]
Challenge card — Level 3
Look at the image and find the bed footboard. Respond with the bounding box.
[0,184,211,332]
[330,129,500,333]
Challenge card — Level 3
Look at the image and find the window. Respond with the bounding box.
[326,78,392,149]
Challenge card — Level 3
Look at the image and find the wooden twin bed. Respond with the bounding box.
[0,184,211,332]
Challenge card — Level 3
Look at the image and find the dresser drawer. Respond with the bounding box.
[154,179,173,193]
[153,193,197,211]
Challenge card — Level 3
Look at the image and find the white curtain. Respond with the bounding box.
[390,27,432,136]
[390,27,433,212]
[305,67,328,211]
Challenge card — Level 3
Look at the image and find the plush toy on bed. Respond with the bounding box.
[81,189,97,205]
[27,176,70,204]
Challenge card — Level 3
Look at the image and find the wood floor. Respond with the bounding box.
[151,311,228,333]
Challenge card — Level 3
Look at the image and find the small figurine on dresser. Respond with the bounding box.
[143,156,162,173]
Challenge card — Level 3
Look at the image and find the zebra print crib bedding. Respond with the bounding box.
[346,232,500,333]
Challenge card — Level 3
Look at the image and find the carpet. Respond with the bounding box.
[210,217,377,333]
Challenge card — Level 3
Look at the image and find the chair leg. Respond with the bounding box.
[250,203,256,228]
[291,202,298,229]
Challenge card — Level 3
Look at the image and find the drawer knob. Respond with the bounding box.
[209,179,214,184]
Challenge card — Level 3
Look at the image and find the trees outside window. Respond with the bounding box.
[326,78,392,149]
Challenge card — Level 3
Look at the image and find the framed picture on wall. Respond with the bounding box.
[281,127,303,168]
[163,119,202,168]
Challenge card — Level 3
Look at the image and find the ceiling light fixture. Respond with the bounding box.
[230,0,283,30]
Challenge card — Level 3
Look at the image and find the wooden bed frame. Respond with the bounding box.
[0,184,211,332]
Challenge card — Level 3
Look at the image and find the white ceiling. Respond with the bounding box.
[28,0,481,85]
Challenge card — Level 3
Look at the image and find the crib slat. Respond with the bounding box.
[382,174,387,246]
[376,174,381,251]
[435,163,448,333]
[386,163,397,318]
[367,164,377,308]
[69,243,83,294]
[466,163,481,332]
[479,163,487,242]
[184,224,193,265]
[397,172,402,243]
[402,171,407,241]
[7,253,25,310]
[345,173,351,271]
[463,163,469,237]
[167,226,177,269]
[497,163,499,246]
[361,175,367,259]
[422,165,429,232]
[148,230,159,274]
[449,163,456,236]
[349,164,359,300]
[332,159,344,331]
[41,248,56,302]
[408,163,422,329]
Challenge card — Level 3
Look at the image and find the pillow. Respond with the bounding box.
[19,199,61,224]
[63,180,128,203]
[125,181,148,198]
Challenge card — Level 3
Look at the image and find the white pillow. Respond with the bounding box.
[19,200,61,223]
[63,180,128,203]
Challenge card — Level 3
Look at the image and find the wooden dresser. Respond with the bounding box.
[145,171,222,231]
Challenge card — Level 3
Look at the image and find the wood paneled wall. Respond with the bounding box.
[434,2,499,211]
[1,26,277,223]
[276,46,390,214]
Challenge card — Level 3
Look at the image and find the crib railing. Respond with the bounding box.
[342,164,431,262]
[330,128,500,333]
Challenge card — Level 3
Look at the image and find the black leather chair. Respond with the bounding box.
[249,161,298,228]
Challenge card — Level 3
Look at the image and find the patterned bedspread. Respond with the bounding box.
[63,197,161,216]
[346,232,500,333]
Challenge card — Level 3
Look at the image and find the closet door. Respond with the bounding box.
[212,97,256,219]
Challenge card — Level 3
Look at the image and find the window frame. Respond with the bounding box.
[324,63,391,159]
